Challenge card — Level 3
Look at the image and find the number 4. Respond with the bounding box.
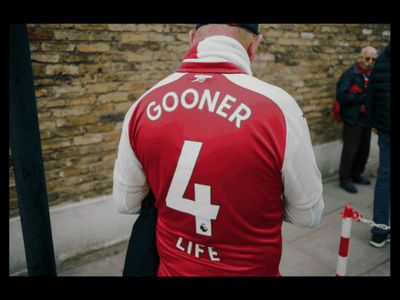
[166,140,220,236]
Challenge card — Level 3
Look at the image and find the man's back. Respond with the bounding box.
[114,34,323,276]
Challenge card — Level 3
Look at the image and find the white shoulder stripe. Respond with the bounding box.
[222,73,303,118]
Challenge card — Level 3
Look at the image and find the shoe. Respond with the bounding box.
[340,180,357,193]
[369,233,390,248]
[353,175,371,185]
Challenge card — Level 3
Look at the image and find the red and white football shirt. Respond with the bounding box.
[113,36,324,276]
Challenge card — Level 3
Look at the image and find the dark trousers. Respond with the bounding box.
[339,114,371,181]
[371,132,390,235]
[122,190,159,276]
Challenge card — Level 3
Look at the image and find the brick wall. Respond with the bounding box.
[9,24,390,216]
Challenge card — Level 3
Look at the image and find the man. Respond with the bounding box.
[337,46,378,193]
[365,43,390,248]
[113,24,324,276]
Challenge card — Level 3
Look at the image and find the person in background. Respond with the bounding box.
[365,43,390,248]
[337,46,378,193]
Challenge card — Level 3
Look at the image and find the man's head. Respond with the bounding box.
[357,46,378,68]
[188,24,263,62]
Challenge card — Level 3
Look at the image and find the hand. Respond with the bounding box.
[348,84,363,94]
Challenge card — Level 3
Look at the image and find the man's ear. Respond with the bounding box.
[248,34,263,62]
[189,30,196,47]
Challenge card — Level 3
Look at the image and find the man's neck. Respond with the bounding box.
[356,63,372,75]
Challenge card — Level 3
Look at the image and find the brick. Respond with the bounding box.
[92,52,125,63]
[50,85,85,97]
[362,29,373,35]
[123,52,153,62]
[54,30,115,41]
[292,80,305,88]
[103,131,121,142]
[170,24,192,32]
[37,99,66,109]
[35,88,49,98]
[136,24,169,32]
[166,43,189,53]
[87,160,114,172]
[85,82,120,94]
[39,130,54,141]
[34,78,54,86]
[31,53,60,63]
[257,53,275,62]
[277,38,303,46]
[28,30,54,41]
[74,24,108,30]
[55,119,67,127]
[53,127,86,138]
[66,96,97,106]
[91,104,114,114]
[38,111,52,119]
[114,101,132,112]
[153,51,180,61]
[58,166,89,178]
[41,42,76,52]
[29,42,40,52]
[31,63,46,77]
[73,133,103,145]
[79,64,112,74]
[77,43,110,52]
[98,92,129,104]
[46,64,79,75]
[70,155,104,166]
[283,31,299,38]
[42,138,72,151]
[301,32,315,39]
[86,123,115,133]
[64,115,98,126]
[266,29,284,37]
[99,112,125,123]
[59,54,92,64]
[120,33,149,42]
[60,176,85,186]
[108,24,137,31]
[176,33,188,42]
[149,33,175,42]
[38,24,75,29]
[52,106,91,117]
[119,81,149,92]
[75,180,112,194]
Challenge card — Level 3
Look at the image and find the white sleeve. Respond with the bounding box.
[113,101,149,214]
[281,104,324,228]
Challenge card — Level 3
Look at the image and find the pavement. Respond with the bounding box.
[58,163,390,277]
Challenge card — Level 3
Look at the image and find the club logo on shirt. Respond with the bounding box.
[192,74,213,83]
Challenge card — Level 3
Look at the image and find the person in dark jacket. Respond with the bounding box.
[365,43,390,248]
[336,46,377,193]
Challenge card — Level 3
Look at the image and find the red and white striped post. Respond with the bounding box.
[336,205,355,276]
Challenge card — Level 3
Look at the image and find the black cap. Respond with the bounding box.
[195,24,259,35]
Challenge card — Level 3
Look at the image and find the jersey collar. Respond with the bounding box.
[178,35,252,75]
